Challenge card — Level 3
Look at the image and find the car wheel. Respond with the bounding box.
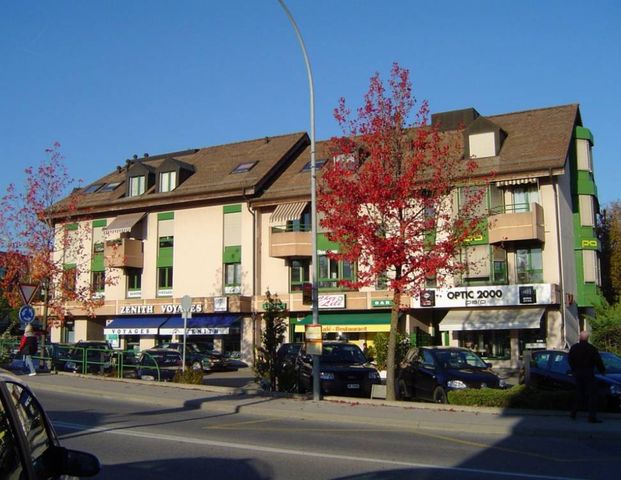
[397,379,411,400]
[433,386,448,404]
[191,361,202,371]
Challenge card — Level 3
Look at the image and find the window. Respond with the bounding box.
[63,265,77,293]
[290,259,310,291]
[159,236,174,248]
[576,139,593,172]
[91,271,105,293]
[462,245,490,279]
[492,246,508,284]
[286,207,311,232]
[83,184,103,194]
[159,171,177,193]
[549,352,570,374]
[158,266,173,295]
[224,263,241,294]
[0,393,25,477]
[516,247,543,283]
[583,250,600,284]
[579,195,595,227]
[468,132,496,158]
[231,161,257,174]
[376,271,389,290]
[129,175,145,196]
[127,268,142,298]
[99,181,122,192]
[301,159,327,172]
[459,185,488,218]
[513,186,540,213]
[318,255,355,289]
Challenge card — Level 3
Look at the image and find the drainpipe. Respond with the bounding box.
[245,197,258,366]
[550,168,567,348]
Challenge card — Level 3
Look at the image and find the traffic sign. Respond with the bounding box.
[19,305,36,324]
[19,283,39,305]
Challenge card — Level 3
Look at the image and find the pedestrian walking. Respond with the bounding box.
[18,324,38,376]
[568,330,605,423]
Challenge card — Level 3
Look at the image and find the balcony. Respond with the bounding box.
[104,238,144,268]
[488,202,545,244]
[270,225,312,258]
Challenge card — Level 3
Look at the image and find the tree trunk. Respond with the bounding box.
[384,289,401,401]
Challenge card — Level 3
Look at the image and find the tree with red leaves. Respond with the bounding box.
[318,64,489,400]
[0,143,113,336]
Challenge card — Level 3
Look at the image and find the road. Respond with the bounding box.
[35,386,621,480]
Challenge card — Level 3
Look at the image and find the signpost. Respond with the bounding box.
[180,295,192,371]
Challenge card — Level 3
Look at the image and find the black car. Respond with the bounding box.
[63,341,114,374]
[0,370,100,478]
[136,348,186,381]
[277,342,302,368]
[526,349,621,411]
[296,342,381,397]
[157,342,222,371]
[396,346,506,403]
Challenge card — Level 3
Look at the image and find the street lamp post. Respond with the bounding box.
[277,0,321,401]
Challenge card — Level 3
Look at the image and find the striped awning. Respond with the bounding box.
[270,202,308,225]
[495,178,538,187]
[104,212,146,234]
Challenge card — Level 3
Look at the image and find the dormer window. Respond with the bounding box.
[231,161,257,174]
[301,159,327,172]
[129,175,145,197]
[99,181,122,192]
[159,171,177,192]
[83,184,103,194]
[464,117,507,159]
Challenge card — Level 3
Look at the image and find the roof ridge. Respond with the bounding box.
[487,103,578,120]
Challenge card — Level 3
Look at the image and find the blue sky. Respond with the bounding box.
[1,1,620,205]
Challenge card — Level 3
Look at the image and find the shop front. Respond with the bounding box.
[412,283,560,368]
[292,311,392,351]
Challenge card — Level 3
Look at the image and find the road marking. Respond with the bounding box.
[53,421,587,480]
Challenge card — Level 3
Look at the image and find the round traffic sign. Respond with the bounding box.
[19,305,36,324]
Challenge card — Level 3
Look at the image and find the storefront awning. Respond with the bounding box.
[270,202,308,225]
[104,212,146,234]
[294,312,392,333]
[159,315,241,336]
[104,316,169,336]
[439,308,545,331]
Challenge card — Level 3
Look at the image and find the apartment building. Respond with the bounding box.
[47,103,602,369]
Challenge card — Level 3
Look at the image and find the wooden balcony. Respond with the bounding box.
[104,238,144,268]
[270,228,312,258]
[488,202,545,244]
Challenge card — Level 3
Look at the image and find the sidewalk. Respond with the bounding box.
[20,370,621,440]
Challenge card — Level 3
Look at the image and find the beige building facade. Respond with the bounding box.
[46,104,602,369]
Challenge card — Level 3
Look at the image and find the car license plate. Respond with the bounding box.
[347,383,360,389]
[141,375,155,381]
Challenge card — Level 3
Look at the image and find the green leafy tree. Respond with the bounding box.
[373,331,411,371]
[254,290,288,391]
[588,300,621,355]
[599,201,621,303]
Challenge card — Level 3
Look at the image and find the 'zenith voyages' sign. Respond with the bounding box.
[118,303,204,315]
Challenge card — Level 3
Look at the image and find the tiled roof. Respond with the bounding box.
[65,132,309,217]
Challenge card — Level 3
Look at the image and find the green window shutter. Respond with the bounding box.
[91,254,104,272]
[224,204,242,214]
[157,248,174,267]
[575,126,594,145]
[317,234,340,252]
[66,223,78,231]
[92,219,107,228]
[157,212,174,221]
[223,245,241,263]
[63,263,77,270]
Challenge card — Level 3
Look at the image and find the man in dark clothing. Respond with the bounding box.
[568,330,605,423]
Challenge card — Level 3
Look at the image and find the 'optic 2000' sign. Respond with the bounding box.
[412,284,557,308]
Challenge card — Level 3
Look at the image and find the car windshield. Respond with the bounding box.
[601,352,621,373]
[434,350,487,369]
[320,344,367,364]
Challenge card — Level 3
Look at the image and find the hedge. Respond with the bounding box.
[447,385,574,410]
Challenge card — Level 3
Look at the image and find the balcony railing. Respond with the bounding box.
[104,238,144,268]
[488,202,545,244]
[270,224,312,258]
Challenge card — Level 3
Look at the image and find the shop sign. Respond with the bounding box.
[318,294,345,309]
[118,303,204,315]
[371,299,393,308]
[160,327,230,336]
[412,284,557,308]
[305,324,322,355]
[106,328,160,335]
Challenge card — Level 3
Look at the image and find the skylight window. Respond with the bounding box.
[83,184,103,194]
[301,159,327,172]
[99,182,122,192]
[231,161,257,174]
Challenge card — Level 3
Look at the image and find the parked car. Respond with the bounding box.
[396,346,506,403]
[157,342,222,371]
[63,341,114,374]
[136,348,187,381]
[525,349,621,411]
[0,370,100,478]
[296,342,381,397]
[277,342,302,368]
